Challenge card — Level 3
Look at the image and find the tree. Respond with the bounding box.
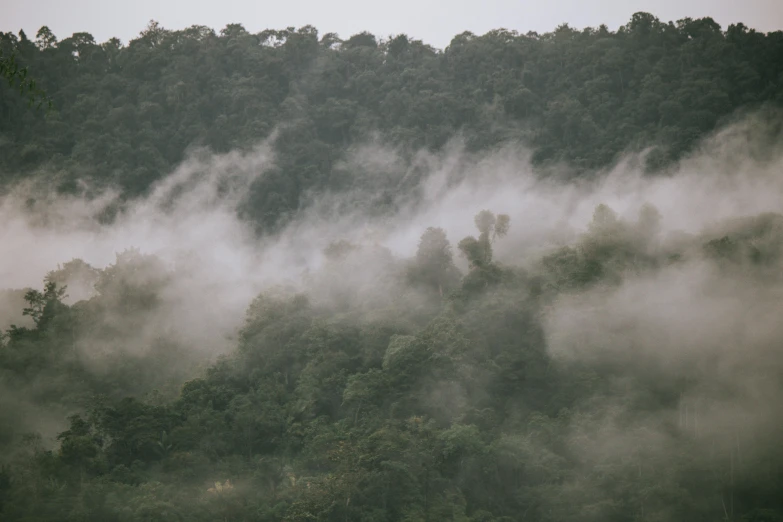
[2,14,781,225]
[410,227,460,297]
[21,280,67,327]
[0,50,51,109]
[35,26,57,50]
[458,210,511,268]
[1,14,783,522]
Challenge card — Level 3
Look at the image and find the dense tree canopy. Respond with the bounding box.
[1,11,783,522]
[1,14,782,230]
[1,205,783,521]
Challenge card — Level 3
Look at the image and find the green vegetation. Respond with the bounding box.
[0,48,51,110]
[1,14,782,229]
[1,11,783,522]
[1,205,783,521]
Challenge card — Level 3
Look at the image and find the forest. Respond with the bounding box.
[1,11,783,522]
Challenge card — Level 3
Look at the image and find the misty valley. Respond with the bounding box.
[1,11,783,522]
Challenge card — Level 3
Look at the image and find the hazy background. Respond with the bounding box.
[3,0,782,48]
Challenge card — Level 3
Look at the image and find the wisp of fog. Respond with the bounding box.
[1,112,782,465]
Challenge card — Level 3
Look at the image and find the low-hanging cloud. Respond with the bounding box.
[0,111,781,400]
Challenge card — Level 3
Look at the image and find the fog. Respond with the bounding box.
[2,112,782,347]
[1,111,782,477]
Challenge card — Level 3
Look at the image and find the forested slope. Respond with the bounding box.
[2,205,783,521]
[2,11,783,522]
[2,12,782,229]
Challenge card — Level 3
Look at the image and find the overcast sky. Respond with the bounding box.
[3,0,782,49]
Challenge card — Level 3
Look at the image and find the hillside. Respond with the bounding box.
[3,204,783,521]
[1,11,783,522]
[1,13,782,230]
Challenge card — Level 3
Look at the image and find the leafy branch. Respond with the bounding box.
[0,50,53,111]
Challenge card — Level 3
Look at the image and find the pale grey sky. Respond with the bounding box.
[3,0,782,49]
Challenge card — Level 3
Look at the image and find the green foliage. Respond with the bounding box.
[21,280,67,327]
[2,11,783,522]
[2,204,778,521]
[0,50,52,110]
[409,227,461,298]
[2,13,782,222]
[458,211,511,289]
